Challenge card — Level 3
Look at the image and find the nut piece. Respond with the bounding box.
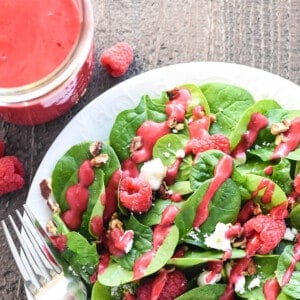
[130,136,142,153]
[90,153,109,167]
[46,220,58,235]
[275,133,287,145]
[40,179,52,200]
[89,141,102,157]
[271,120,291,135]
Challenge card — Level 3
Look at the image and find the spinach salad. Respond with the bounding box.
[42,82,300,300]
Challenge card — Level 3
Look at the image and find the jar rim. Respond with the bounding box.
[0,0,94,104]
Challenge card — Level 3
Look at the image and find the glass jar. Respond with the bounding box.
[0,0,94,125]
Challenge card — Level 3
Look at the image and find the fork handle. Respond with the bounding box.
[34,274,87,300]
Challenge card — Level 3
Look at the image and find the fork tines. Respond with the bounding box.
[1,205,62,296]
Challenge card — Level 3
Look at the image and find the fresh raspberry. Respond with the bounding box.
[293,173,300,194]
[137,269,188,300]
[0,140,5,157]
[0,156,25,196]
[119,177,152,213]
[100,42,134,77]
[106,227,134,257]
[243,214,286,255]
[50,234,67,253]
[185,134,230,155]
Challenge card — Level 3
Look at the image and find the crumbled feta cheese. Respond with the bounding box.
[164,152,171,158]
[235,275,246,294]
[283,227,298,241]
[176,149,185,158]
[197,270,222,286]
[187,229,200,241]
[139,158,167,190]
[204,222,232,251]
[248,276,261,290]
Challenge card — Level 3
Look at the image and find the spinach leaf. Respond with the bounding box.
[236,158,293,195]
[176,284,227,300]
[62,231,99,283]
[113,215,152,270]
[200,82,254,137]
[190,150,225,190]
[136,199,173,226]
[229,99,281,150]
[181,83,210,116]
[98,225,179,286]
[289,204,300,230]
[91,281,111,300]
[153,133,191,181]
[51,142,120,211]
[232,173,287,211]
[175,179,241,247]
[109,94,168,162]
[169,249,245,268]
[276,245,300,298]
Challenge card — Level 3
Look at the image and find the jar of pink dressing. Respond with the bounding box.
[0,0,94,125]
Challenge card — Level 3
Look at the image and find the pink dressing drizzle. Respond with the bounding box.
[263,278,281,300]
[90,215,103,238]
[133,205,179,280]
[102,169,122,223]
[281,235,300,286]
[193,155,233,228]
[251,178,275,204]
[264,165,273,176]
[131,121,170,164]
[271,117,300,159]
[231,112,268,159]
[165,88,192,123]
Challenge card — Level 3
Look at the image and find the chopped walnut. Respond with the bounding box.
[275,133,287,145]
[209,113,217,123]
[168,116,178,129]
[89,141,102,157]
[253,203,262,216]
[47,198,60,214]
[90,153,109,167]
[40,179,52,200]
[271,120,291,135]
[130,136,142,153]
[46,220,58,235]
[108,213,123,231]
[166,88,180,100]
[232,236,247,248]
[175,123,184,131]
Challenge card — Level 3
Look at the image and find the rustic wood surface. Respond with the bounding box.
[1,0,300,299]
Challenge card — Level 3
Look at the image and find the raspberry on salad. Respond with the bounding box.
[100,42,134,77]
[0,155,25,196]
[119,176,152,213]
[137,269,188,300]
[243,214,286,255]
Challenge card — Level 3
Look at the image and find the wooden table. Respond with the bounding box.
[1,0,299,299]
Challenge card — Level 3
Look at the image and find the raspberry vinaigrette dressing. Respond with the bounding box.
[0,0,94,125]
[0,0,81,87]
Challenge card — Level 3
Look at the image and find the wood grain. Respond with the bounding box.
[0,0,300,298]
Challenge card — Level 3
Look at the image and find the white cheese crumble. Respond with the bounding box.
[187,229,200,241]
[204,222,232,251]
[235,275,246,294]
[139,158,167,190]
[248,276,261,290]
[197,270,222,286]
[176,149,185,158]
[283,227,298,241]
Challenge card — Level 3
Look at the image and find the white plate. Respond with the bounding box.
[25,62,300,298]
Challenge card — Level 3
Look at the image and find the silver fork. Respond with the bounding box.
[1,205,87,300]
